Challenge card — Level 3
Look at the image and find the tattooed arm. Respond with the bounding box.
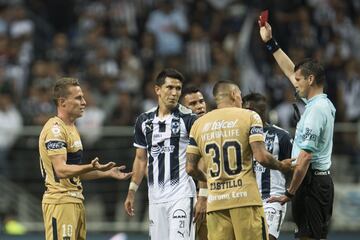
[186,153,207,182]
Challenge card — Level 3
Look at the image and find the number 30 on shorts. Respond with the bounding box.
[205,140,243,177]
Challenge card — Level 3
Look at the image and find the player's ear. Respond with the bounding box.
[230,89,236,101]
[58,97,66,107]
[154,84,161,96]
[308,74,315,86]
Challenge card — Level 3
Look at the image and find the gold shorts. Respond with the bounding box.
[207,206,268,240]
[42,202,86,240]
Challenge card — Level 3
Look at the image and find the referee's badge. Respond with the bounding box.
[171,121,180,134]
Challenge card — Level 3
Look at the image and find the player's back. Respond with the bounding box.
[189,107,264,212]
[39,116,84,204]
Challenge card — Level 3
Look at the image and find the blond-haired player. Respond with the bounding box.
[39,77,132,240]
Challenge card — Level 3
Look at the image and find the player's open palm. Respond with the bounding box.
[258,21,272,42]
[91,157,116,171]
[109,165,133,180]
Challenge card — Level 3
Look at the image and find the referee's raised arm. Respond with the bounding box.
[258,19,296,87]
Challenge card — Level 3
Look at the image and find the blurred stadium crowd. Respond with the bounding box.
[1,0,360,189]
[0,0,360,127]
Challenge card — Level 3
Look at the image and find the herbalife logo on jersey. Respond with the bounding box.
[202,120,238,132]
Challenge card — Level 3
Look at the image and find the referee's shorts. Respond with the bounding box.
[292,167,334,239]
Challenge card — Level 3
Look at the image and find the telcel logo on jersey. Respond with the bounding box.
[202,120,238,131]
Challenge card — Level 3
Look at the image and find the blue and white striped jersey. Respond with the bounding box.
[134,104,197,203]
[254,124,293,199]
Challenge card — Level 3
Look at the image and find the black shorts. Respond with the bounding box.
[292,168,334,239]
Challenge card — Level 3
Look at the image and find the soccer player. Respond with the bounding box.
[186,81,293,240]
[243,93,293,240]
[39,77,132,240]
[259,19,335,240]
[180,86,207,117]
[180,86,208,240]
[124,69,198,240]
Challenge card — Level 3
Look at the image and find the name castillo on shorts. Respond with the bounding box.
[210,179,243,190]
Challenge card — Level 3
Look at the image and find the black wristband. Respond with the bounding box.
[265,38,280,54]
[285,189,295,199]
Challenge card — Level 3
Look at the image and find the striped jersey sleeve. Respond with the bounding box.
[187,119,200,156]
[133,113,147,149]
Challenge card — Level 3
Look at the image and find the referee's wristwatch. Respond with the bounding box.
[285,189,295,199]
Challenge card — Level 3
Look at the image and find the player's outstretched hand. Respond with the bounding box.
[258,20,272,43]
[108,165,133,180]
[193,196,207,223]
[124,191,135,217]
[91,157,116,171]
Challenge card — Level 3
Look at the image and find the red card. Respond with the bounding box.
[260,10,269,27]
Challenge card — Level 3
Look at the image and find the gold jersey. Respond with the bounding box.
[187,107,265,212]
[39,116,84,204]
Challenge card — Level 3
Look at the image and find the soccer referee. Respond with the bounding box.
[259,19,335,239]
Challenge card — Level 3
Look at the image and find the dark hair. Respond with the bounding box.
[53,77,80,106]
[180,86,201,101]
[242,92,267,121]
[294,58,325,85]
[155,68,185,86]
[212,80,239,97]
[242,92,267,104]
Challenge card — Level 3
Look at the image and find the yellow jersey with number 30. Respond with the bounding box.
[187,107,264,212]
[39,116,84,204]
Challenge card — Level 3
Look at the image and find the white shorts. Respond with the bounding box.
[263,200,287,239]
[149,197,195,240]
